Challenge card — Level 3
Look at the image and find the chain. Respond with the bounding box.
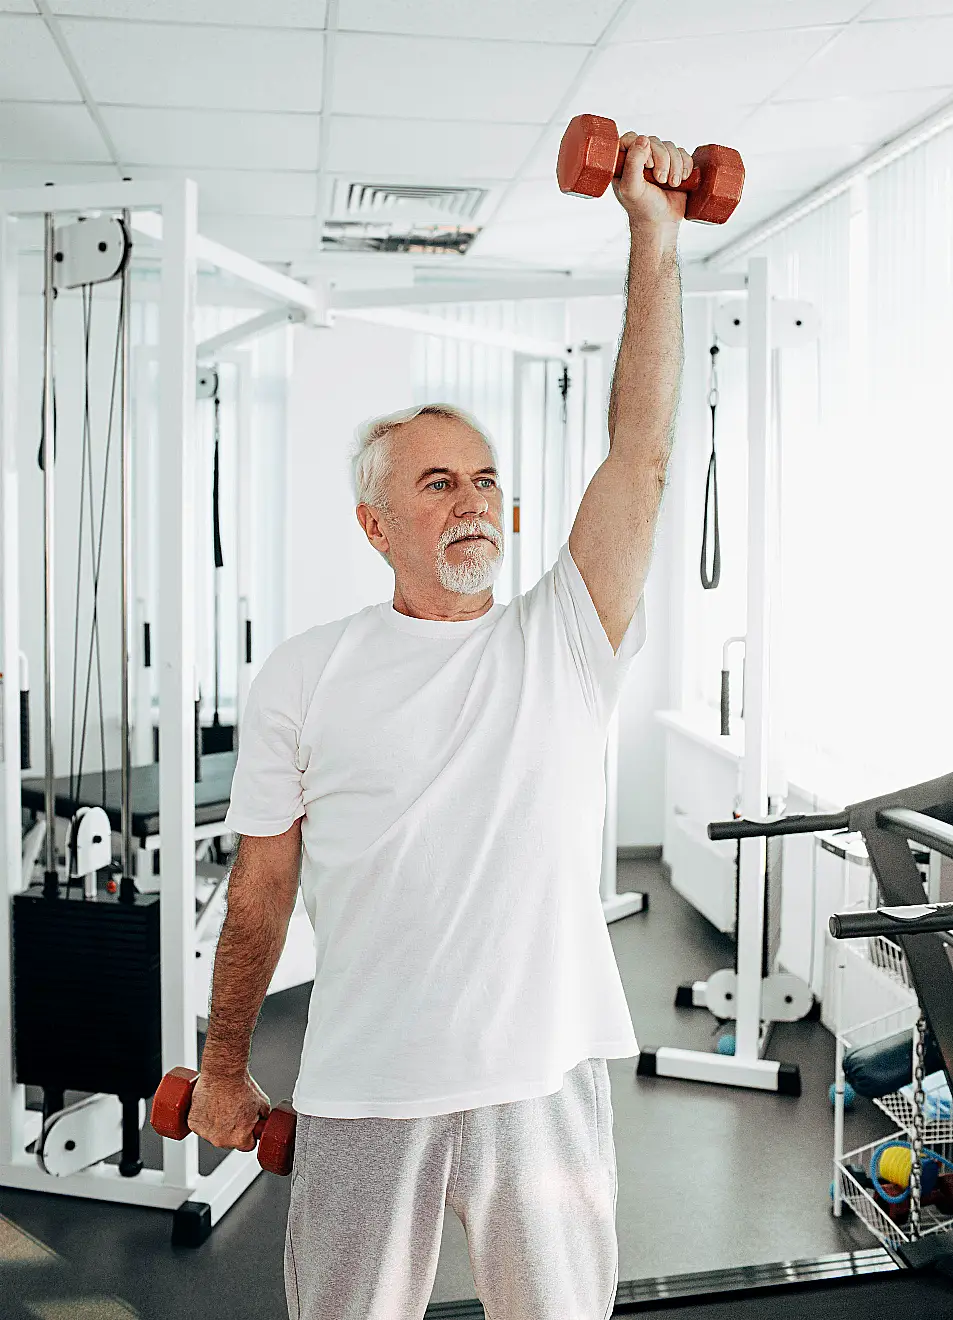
[909,1011,928,1239]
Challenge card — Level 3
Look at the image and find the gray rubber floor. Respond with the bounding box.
[1,861,893,1318]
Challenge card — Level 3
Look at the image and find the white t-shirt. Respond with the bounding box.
[223,541,646,1118]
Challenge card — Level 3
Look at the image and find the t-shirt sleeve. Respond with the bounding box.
[551,540,647,720]
[223,643,306,837]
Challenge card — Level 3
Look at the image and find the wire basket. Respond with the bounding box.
[837,1132,953,1249]
[874,1083,953,1144]
[864,934,914,990]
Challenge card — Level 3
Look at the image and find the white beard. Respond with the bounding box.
[435,517,504,595]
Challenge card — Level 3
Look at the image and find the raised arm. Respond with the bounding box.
[568,133,690,653]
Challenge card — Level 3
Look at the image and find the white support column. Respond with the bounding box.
[133,348,156,766]
[0,210,26,1167]
[158,181,200,1190]
[233,352,254,736]
[510,354,526,598]
[736,255,773,1061]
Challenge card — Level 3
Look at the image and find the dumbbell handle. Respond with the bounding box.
[616,147,702,195]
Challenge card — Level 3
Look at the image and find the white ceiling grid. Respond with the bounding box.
[0,0,952,275]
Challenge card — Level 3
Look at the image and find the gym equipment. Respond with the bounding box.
[708,771,953,1092]
[0,178,319,1248]
[650,266,820,1094]
[832,901,953,940]
[151,1067,296,1177]
[714,771,953,1272]
[875,1143,944,1196]
[556,113,745,224]
[198,367,236,755]
[7,205,157,1179]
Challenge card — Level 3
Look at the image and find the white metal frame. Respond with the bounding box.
[0,179,316,1226]
[646,257,803,1092]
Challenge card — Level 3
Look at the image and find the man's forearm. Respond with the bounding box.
[200,853,296,1079]
[607,220,683,465]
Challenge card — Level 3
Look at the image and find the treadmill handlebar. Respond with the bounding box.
[708,808,850,841]
[830,902,953,940]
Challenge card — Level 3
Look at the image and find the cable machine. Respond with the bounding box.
[641,258,823,1093]
[0,179,320,1244]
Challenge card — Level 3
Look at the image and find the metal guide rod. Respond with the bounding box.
[120,211,134,897]
[41,213,56,892]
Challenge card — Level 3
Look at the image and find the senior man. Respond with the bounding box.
[190,132,689,1320]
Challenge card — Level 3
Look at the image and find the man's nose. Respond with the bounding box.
[454,483,490,517]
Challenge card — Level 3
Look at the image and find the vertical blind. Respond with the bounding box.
[704,127,953,801]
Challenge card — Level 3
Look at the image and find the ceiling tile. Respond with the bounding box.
[332,33,588,123]
[326,116,538,181]
[58,20,324,112]
[338,0,620,43]
[49,0,327,24]
[199,214,318,258]
[126,167,319,216]
[862,0,953,15]
[0,162,118,187]
[490,179,632,240]
[576,27,837,116]
[104,107,321,171]
[735,146,866,195]
[0,103,110,162]
[732,88,953,156]
[0,0,35,10]
[0,15,81,101]
[615,0,866,41]
[776,16,953,99]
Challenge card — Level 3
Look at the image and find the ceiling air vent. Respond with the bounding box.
[336,181,487,222]
[322,181,487,255]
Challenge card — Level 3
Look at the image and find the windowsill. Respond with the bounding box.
[655,706,871,811]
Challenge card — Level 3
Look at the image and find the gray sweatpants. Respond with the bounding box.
[284,1057,619,1320]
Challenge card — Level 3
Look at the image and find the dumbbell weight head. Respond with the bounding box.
[258,1100,297,1177]
[150,1065,199,1141]
[556,114,744,225]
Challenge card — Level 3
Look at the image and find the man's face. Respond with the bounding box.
[361,414,505,601]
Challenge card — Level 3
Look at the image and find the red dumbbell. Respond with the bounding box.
[557,113,745,225]
[150,1066,297,1177]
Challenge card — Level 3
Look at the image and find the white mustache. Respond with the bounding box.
[439,519,502,553]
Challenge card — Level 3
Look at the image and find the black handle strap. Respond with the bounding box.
[700,343,721,590]
[212,392,223,570]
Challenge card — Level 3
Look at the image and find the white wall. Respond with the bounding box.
[285,316,413,635]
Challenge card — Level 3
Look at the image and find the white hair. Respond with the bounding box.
[350,402,498,511]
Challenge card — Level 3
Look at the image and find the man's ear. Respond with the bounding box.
[356,503,390,558]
